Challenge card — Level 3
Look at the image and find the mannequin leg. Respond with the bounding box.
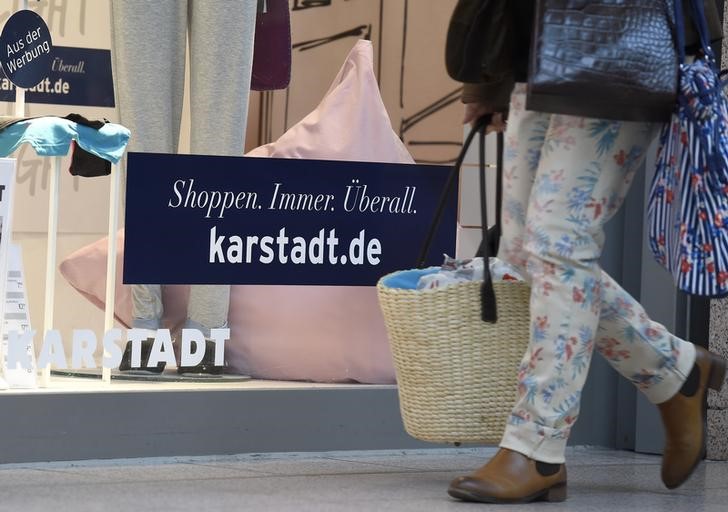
[111,0,187,154]
[111,1,187,363]
[187,0,257,156]
[184,1,257,350]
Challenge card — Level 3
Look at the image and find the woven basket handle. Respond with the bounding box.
[416,115,504,323]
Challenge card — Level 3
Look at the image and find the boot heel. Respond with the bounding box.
[544,483,567,502]
[708,354,727,391]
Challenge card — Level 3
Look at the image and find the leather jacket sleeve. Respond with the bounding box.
[461,80,514,111]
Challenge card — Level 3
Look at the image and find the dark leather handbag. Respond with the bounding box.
[527,0,679,122]
[445,0,513,84]
[251,0,291,91]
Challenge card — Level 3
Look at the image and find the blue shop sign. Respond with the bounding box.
[0,46,114,107]
[124,153,457,286]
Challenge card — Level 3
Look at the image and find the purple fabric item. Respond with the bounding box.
[251,0,291,91]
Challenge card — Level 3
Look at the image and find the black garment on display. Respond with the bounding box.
[67,140,111,177]
[65,113,113,177]
[64,113,107,130]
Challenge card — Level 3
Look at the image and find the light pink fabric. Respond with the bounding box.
[60,40,411,383]
[247,40,413,164]
[59,230,189,333]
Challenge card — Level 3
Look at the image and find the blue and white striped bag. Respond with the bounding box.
[647,0,728,297]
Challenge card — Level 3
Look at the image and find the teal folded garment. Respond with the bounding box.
[0,116,130,163]
[381,268,440,290]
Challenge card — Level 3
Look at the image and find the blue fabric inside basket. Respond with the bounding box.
[381,268,439,290]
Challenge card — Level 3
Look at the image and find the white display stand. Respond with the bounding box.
[40,155,59,387]
[0,159,16,326]
[0,160,17,389]
[103,155,121,384]
[2,244,37,389]
[10,0,122,387]
[33,121,122,388]
[13,0,26,118]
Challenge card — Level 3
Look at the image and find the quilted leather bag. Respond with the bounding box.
[647,0,728,297]
[527,0,678,122]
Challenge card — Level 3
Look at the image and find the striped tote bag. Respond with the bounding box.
[647,0,728,297]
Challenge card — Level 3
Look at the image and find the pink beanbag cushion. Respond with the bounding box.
[60,40,410,383]
[59,229,189,334]
[248,41,414,164]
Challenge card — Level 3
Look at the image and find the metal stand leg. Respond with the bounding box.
[102,164,121,384]
[40,156,61,388]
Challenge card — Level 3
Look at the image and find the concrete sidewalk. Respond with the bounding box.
[0,446,725,511]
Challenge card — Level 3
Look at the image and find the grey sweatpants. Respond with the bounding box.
[111,0,257,336]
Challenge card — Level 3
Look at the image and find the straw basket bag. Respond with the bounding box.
[377,118,530,444]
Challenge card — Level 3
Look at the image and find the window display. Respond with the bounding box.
[0,0,465,392]
[110,1,258,377]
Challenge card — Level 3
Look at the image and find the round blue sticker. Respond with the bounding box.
[0,9,53,88]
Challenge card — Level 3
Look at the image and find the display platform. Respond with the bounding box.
[51,368,252,383]
[0,380,422,464]
[0,375,605,464]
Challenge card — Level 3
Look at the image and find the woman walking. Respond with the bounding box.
[447,0,727,504]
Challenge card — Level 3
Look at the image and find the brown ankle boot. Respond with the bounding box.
[658,346,726,489]
[448,448,567,504]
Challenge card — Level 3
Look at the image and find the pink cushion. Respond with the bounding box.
[60,40,410,383]
[59,230,189,334]
[247,41,413,164]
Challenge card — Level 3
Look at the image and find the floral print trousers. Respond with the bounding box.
[498,84,696,463]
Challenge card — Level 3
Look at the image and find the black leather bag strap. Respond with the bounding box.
[475,130,504,258]
[477,124,499,323]
[496,133,504,240]
[416,115,502,323]
[416,116,488,269]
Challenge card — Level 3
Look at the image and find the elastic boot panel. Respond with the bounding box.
[680,363,701,397]
[536,461,561,477]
